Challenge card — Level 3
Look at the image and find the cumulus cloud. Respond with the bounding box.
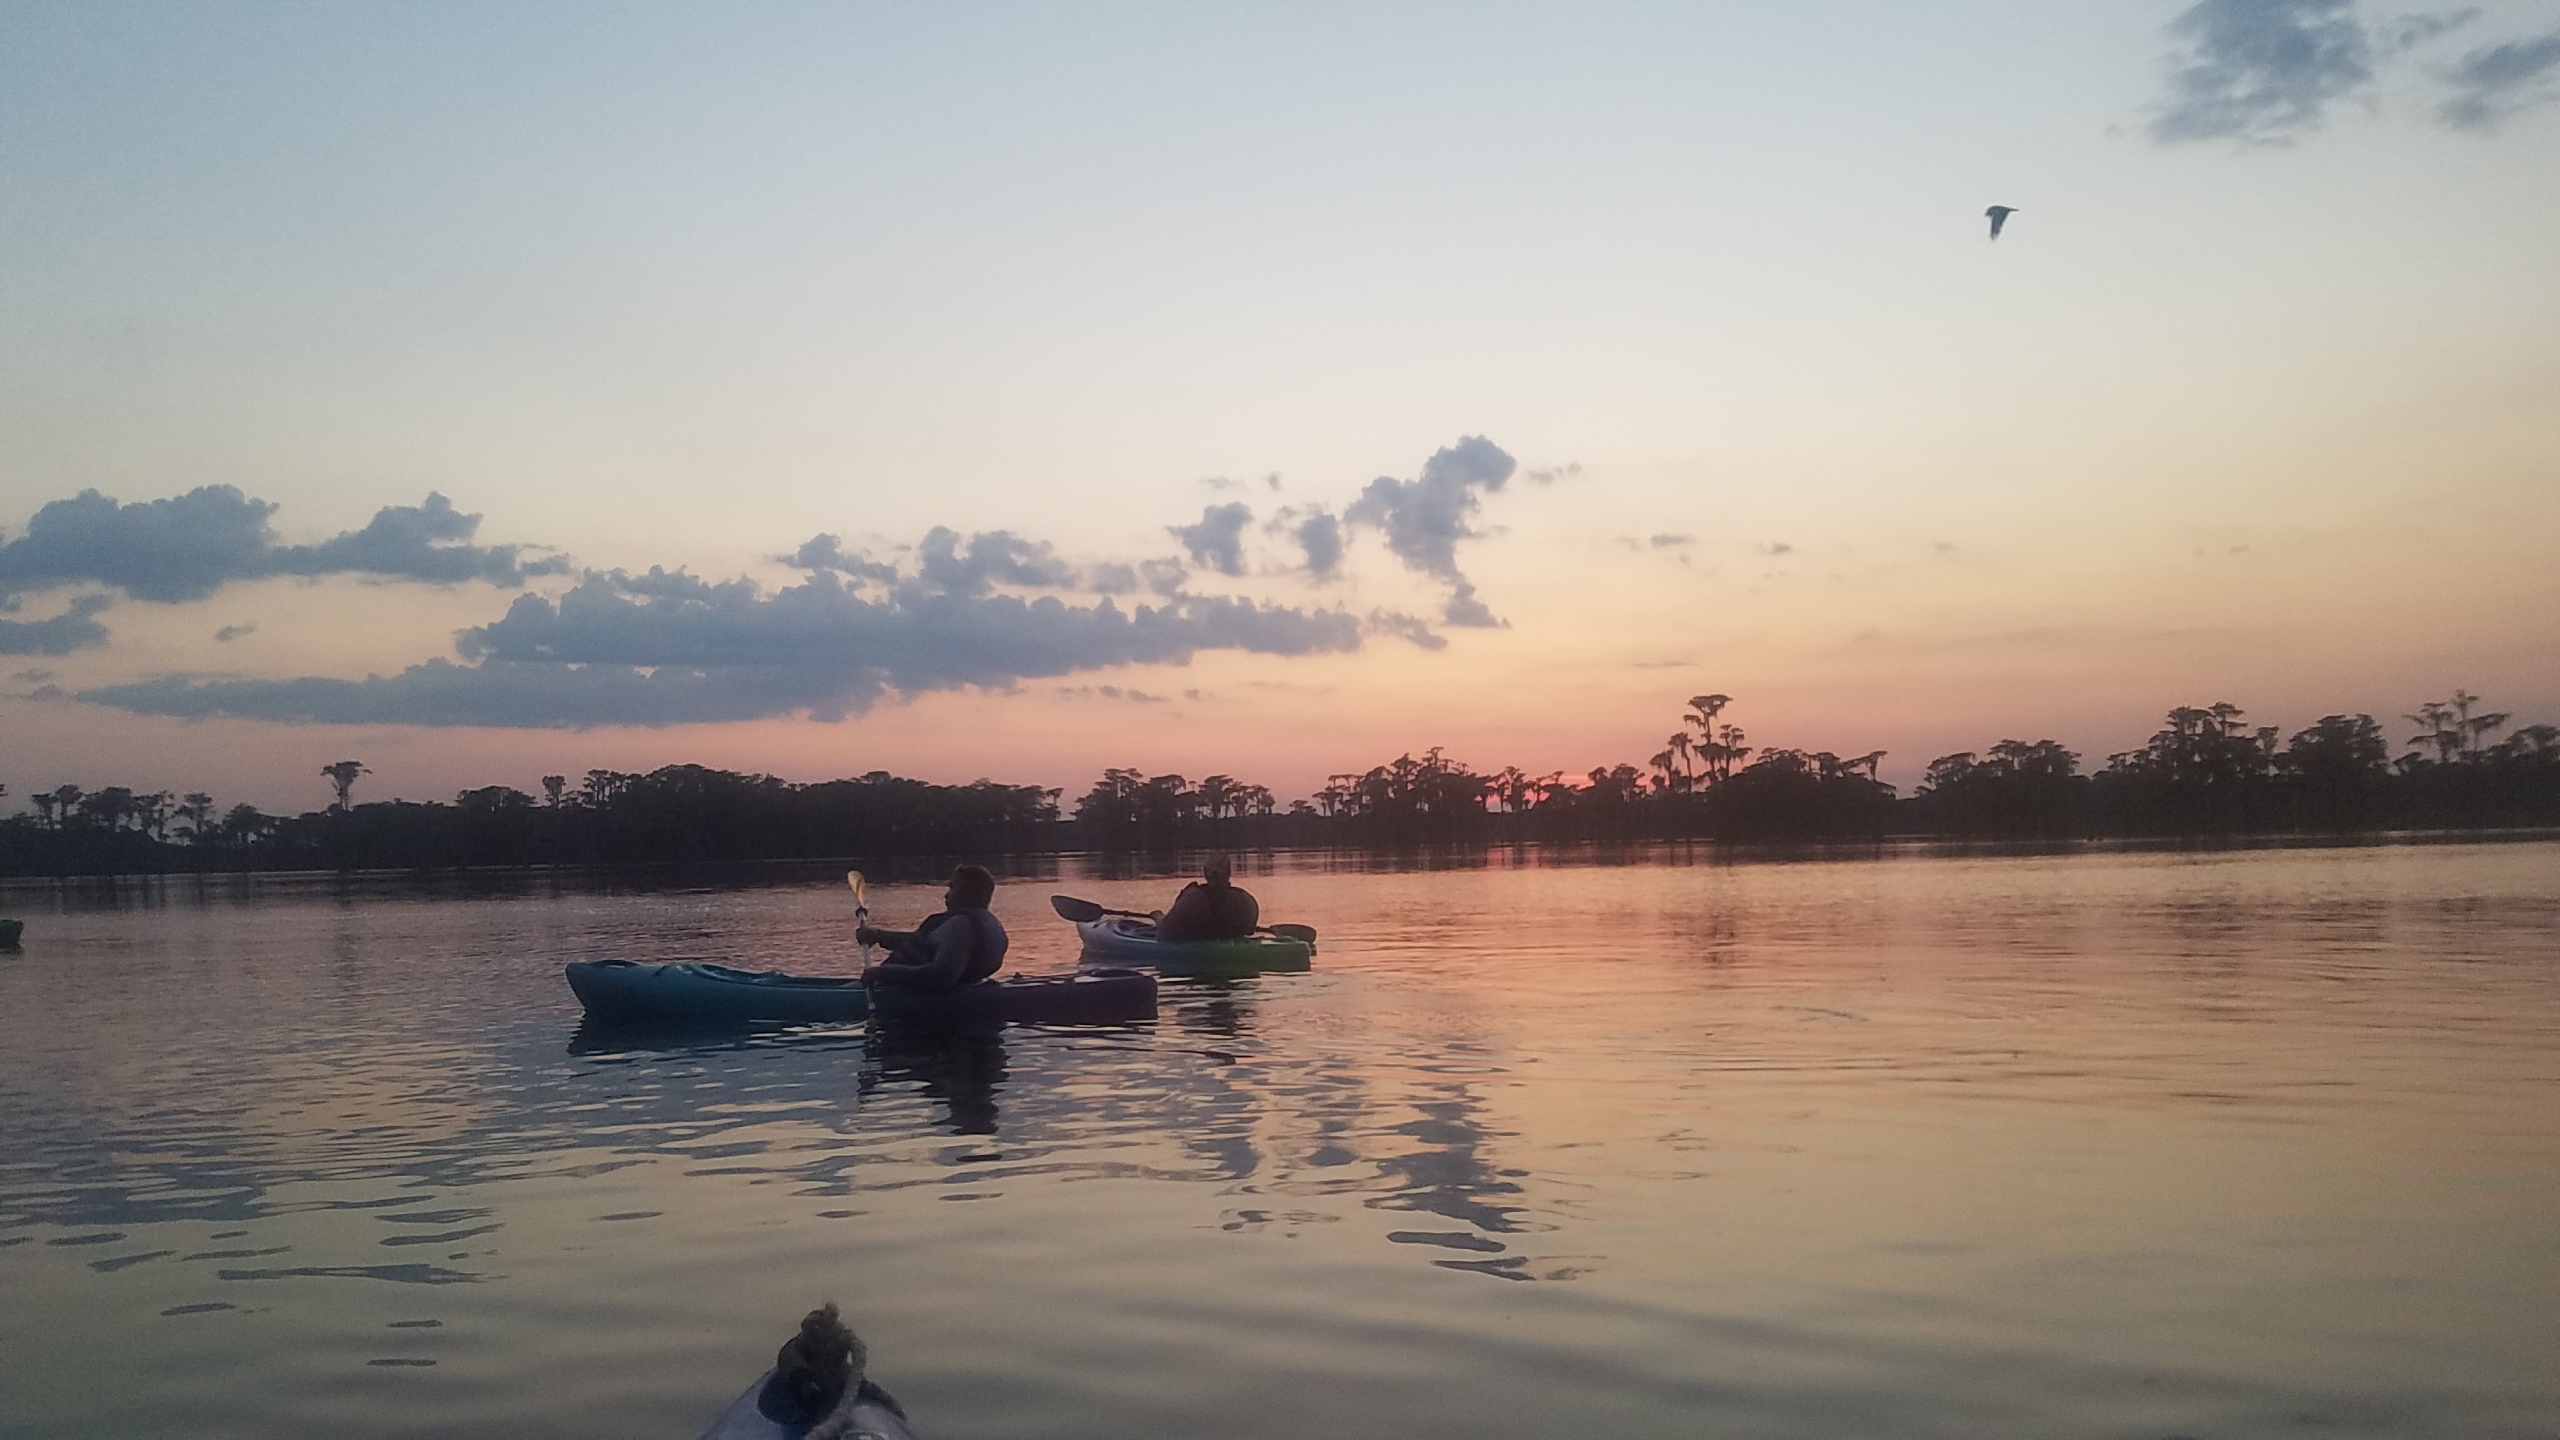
[2149,0,2378,144]
[267,492,568,587]
[787,533,901,583]
[1343,436,1518,625]
[2438,29,2560,127]
[79,566,1365,728]
[0,595,112,655]
[1171,502,1253,576]
[1295,510,1344,578]
[0,486,564,606]
[1138,557,1189,596]
[914,526,1081,594]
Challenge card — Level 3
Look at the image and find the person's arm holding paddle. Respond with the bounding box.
[860,917,978,993]
[860,864,1006,994]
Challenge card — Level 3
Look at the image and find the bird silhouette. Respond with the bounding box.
[1985,205,2019,240]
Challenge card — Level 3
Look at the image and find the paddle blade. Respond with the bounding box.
[1050,894,1106,923]
[1267,923,1318,943]
[846,871,867,906]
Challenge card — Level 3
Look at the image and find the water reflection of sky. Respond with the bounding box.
[5,842,2559,1440]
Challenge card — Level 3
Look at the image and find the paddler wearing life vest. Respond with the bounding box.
[858,864,1009,993]
[1153,853,1260,942]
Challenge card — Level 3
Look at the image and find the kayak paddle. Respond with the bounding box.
[1050,893,1317,944]
[847,871,873,966]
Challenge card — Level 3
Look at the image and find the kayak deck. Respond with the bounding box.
[566,959,870,1024]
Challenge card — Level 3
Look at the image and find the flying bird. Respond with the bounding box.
[1985,205,2019,240]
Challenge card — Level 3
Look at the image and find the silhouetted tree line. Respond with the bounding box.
[0,764,1060,876]
[4,691,2555,876]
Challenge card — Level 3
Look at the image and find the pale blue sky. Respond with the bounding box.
[4,2,2557,807]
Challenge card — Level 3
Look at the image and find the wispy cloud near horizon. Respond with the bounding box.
[76,567,1369,728]
[34,436,1547,727]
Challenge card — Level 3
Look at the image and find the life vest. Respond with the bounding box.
[899,907,1009,984]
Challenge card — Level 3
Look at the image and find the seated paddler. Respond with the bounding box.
[858,864,1008,993]
[1154,853,1260,943]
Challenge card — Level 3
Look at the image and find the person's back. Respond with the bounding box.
[1155,856,1258,943]
[860,865,1009,993]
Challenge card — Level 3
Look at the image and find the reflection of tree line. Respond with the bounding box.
[5,690,2556,874]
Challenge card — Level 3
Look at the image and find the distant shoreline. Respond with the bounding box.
[7,827,2555,901]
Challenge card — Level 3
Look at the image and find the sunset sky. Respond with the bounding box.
[5,1,2557,813]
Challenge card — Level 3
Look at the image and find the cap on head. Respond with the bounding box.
[1203,853,1233,883]
[949,864,996,907]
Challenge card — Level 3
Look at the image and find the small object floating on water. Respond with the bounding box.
[0,918,22,949]
[700,1302,922,1440]
[563,959,1156,1027]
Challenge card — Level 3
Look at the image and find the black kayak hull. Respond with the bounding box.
[870,969,1157,1026]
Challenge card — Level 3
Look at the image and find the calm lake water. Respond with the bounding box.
[3,841,2556,1440]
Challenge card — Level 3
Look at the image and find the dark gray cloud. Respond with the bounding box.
[267,492,568,587]
[2439,29,2560,127]
[787,533,901,583]
[2150,0,2376,143]
[1442,581,1503,629]
[0,486,564,605]
[214,623,256,643]
[1648,533,1694,548]
[1296,510,1344,577]
[1343,436,1518,625]
[1171,503,1253,576]
[79,567,1364,728]
[914,526,1080,595]
[0,596,111,655]
[1138,558,1189,597]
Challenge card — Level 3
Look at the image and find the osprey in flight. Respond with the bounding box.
[1985,205,2019,240]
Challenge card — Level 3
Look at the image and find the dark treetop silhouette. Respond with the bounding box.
[3,692,2555,876]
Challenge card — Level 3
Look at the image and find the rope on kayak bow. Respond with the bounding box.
[771,1301,870,1438]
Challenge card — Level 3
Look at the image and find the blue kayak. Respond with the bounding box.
[566,959,871,1023]
[700,1369,918,1440]
[566,960,1156,1026]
